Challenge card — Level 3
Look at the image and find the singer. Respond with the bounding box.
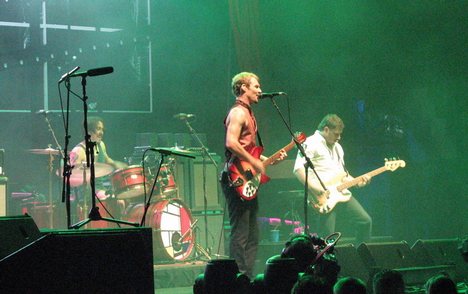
[220,72,287,278]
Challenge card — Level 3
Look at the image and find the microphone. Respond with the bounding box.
[260,92,287,99]
[58,66,80,83]
[68,66,114,79]
[36,109,51,115]
[173,113,195,120]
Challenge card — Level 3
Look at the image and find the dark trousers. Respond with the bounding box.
[318,196,372,244]
[221,173,259,279]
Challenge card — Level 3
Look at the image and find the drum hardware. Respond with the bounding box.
[29,144,61,228]
[171,218,199,252]
[175,113,222,257]
[139,147,194,227]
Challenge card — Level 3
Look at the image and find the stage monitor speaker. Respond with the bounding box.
[0,227,154,293]
[0,215,42,260]
[335,244,371,285]
[357,241,417,270]
[192,210,225,257]
[0,177,6,216]
[411,238,467,282]
[356,241,455,286]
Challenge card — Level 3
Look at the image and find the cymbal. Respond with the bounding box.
[71,162,114,178]
[29,148,60,155]
[58,162,114,187]
[152,147,196,159]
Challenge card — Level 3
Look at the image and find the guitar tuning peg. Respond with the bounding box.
[384,158,388,162]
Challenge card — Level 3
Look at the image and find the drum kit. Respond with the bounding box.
[29,146,198,263]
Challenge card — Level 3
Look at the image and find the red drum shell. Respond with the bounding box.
[124,198,194,262]
[111,165,147,199]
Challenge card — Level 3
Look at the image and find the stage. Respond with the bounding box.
[0,215,466,293]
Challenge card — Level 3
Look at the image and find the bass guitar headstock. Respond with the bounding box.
[384,158,406,171]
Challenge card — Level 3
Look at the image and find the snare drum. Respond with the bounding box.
[111,165,147,199]
[124,198,195,262]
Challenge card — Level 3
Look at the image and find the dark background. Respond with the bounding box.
[0,1,466,243]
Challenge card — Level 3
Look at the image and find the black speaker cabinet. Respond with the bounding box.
[357,241,417,270]
[335,244,370,284]
[0,226,154,293]
[411,238,467,282]
[357,241,457,286]
[175,153,222,211]
[0,215,42,260]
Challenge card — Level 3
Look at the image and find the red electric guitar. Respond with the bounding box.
[228,132,306,201]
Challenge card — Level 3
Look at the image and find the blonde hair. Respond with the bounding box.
[231,72,259,97]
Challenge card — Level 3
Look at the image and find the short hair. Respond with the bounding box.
[231,72,259,97]
[87,116,104,133]
[372,269,405,294]
[333,277,366,294]
[292,274,330,294]
[425,273,457,294]
[317,114,344,131]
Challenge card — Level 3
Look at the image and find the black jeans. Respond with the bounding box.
[318,196,372,244]
[221,172,259,279]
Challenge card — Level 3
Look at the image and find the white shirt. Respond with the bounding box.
[293,130,346,183]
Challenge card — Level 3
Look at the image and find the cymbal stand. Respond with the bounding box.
[179,117,220,256]
[70,75,138,229]
[40,112,64,229]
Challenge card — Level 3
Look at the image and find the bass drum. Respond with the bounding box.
[124,198,195,262]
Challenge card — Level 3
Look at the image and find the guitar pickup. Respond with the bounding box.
[230,177,243,188]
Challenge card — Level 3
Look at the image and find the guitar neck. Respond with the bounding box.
[262,140,296,167]
[337,166,388,191]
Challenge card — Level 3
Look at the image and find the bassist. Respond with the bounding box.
[221,72,287,278]
[293,114,372,245]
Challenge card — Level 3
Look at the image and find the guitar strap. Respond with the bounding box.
[221,101,263,186]
[336,146,349,175]
[223,100,263,161]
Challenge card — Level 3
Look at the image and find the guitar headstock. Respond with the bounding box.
[384,158,406,171]
[293,132,307,144]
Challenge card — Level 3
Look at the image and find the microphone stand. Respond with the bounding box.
[140,151,166,227]
[60,77,73,229]
[264,96,327,235]
[70,75,138,229]
[180,117,219,256]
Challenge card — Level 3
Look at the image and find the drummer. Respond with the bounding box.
[69,116,127,200]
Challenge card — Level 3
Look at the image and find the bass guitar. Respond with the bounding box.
[311,159,406,214]
[228,132,306,201]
